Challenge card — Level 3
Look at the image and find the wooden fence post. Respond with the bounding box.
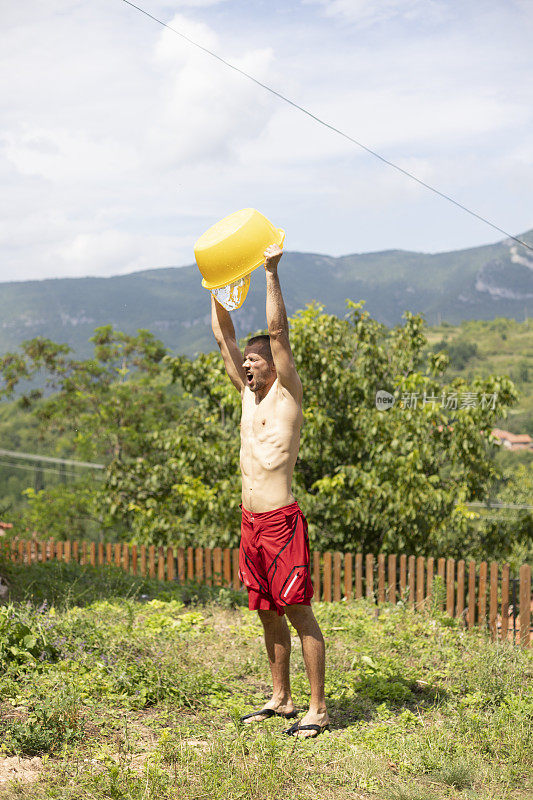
[223,548,231,587]
[187,547,194,580]
[123,543,129,573]
[408,555,416,607]
[377,554,385,604]
[355,553,363,599]
[426,556,434,603]
[519,564,531,648]
[365,554,374,600]
[166,547,175,582]
[139,545,146,577]
[437,558,445,610]
[232,548,240,590]
[416,557,425,609]
[323,552,332,602]
[489,562,498,640]
[148,545,155,578]
[446,558,455,617]
[399,554,407,601]
[114,543,121,568]
[344,553,353,601]
[90,542,96,567]
[157,547,165,581]
[456,559,465,621]
[467,561,476,629]
[478,561,487,628]
[313,551,321,600]
[388,554,396,604]
[204,548,212,587]
[131,544,137,576]
[501,564,510,641]
[195,548,204,584]
[333,552,342,601]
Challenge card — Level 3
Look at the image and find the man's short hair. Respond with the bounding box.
[245,334,273,364]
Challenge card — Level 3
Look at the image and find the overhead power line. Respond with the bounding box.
[121,0,533,254]
[0,459,97,481]
[0,449,104,469]
[463,500,533,511]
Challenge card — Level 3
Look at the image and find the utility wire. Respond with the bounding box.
[0,460,101,481]
[0,448,103,469]
[121,0,533,254]
[462,500,533,511]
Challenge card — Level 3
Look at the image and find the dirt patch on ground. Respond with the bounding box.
[0,755,42,785]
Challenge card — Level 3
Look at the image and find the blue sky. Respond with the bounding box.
[1,0,532,280]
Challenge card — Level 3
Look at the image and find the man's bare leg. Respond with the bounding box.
[242,609,295,722]
[285,604,329,737]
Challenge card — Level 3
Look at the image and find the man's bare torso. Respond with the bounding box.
[240,379,303,513]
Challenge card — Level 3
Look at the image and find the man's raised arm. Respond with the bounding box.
[211,294,246,393]
[264,244,303,403]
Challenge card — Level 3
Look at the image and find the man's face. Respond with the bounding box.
[242,349,276,393]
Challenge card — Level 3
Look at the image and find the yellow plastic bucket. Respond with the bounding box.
[194,208,285,291]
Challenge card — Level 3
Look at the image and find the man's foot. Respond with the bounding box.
[283,709,330,739]
[240,698,296,724]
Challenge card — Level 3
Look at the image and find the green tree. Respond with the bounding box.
[0,327,173,462]
[0,307,520,557]
[107,302,518,555]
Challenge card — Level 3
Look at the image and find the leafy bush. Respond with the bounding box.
[0,693,83,756]
[0,603,58,669]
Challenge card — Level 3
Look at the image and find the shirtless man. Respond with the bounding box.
[210,243,329,739]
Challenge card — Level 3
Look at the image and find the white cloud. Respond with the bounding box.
[1,128,139,183]
[304,0,449,26]
[0,0,532,282]
[51,230,187,277]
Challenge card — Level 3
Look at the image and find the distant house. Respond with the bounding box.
[491,429,533,451]
[0,522,13,536]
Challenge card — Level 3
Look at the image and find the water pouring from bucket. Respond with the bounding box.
[194,208,285,311]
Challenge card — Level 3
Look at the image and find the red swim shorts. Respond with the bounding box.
[239,501,314,615]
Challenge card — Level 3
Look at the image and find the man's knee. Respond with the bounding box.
[257,609,282,627]
[285,603,318,631]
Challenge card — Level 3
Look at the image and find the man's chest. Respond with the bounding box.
[240,386,302,444]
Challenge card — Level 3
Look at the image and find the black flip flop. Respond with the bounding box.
[240,708,298,723]
[283,721,330,738]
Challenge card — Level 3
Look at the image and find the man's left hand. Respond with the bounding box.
[264,243,283,273]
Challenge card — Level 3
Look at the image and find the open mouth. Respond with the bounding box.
[246,372,253,384]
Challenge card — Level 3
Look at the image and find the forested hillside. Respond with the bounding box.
[0,231,532,358]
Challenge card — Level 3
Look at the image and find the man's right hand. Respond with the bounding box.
[264,244,283,273]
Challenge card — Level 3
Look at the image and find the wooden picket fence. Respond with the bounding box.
[4,538,532,648]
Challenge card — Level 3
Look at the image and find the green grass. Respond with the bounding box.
[0,561,531,799]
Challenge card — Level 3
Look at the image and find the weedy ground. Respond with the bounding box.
[0,560,531,800]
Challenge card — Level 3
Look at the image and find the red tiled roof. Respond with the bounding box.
[492,428,532,444]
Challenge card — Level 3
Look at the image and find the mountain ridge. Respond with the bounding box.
[1,230,532,357]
